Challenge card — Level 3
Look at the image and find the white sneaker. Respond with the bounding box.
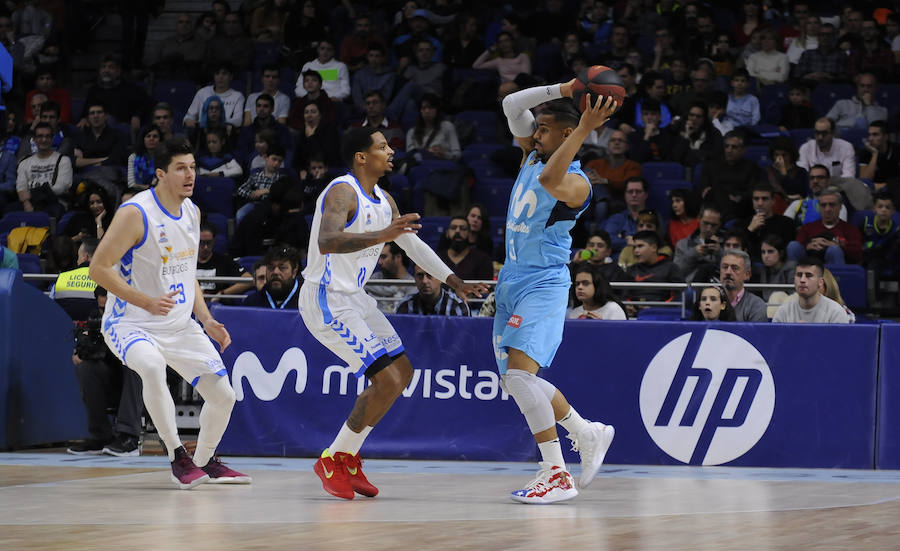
[510,462,578,504]
[568,422,615,489]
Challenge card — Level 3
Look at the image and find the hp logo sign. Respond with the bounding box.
[639,330,775,465]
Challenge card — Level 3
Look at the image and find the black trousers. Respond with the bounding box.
[75,357,143,440]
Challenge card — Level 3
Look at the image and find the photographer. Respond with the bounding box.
[66,286,144,457]
[674,203,725,282]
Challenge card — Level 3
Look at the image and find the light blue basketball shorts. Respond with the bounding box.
[491,266,570,374]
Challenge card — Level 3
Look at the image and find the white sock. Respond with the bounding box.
[558,406,595,436]
[538,439,566,470]
[329,423,372,455]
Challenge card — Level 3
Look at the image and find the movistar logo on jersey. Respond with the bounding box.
[639,330,775,466]
[232,348,509,402]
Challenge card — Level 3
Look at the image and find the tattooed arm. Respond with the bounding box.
[317,183,422,254]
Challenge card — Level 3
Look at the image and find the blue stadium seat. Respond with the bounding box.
[451,68,499,88]
[55,211,75,236]
[637,307,683,320]
[461,143,505,165]
[489,215,506,247]
[472,178,514,218]
[647,179,690,214]
[759,84,788,125]
[418,216,451,249]
[16,253,43,287]
[877,83,900,120]
[744,145,771,166]
[825,264,866,309]
[237,255,262,274]
[408,160,461,212]
[454,110,499,144]
[388,173,412,212]
[789,128,814,148]
[152,80,198,119]
[642,162,686,184]
[839,127,867,149]
[193,176,235,216]
[746,124,782,140]
[468,159,505,183]
[205,212,229,255]
[0,211,50,233]
[692,162,703,183]
[811,84,855,115]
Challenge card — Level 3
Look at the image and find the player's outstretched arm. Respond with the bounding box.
[385,193,490,301]
[192,278,231,352]
[317,183,421,254]
[538,94,618,207]
[89,205,177,316]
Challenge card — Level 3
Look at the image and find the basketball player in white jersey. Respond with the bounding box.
[89,138,250,489]
[300,127,488,500]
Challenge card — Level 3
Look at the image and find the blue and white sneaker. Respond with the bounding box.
[510,462,578,504]
[568,422,615,489]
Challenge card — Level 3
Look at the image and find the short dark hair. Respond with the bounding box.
[539,98,581,128]
[633,230,660,248]
[200,221,217,236]
[261,63,280,75]
[589,229,612,247]
[625,176,648,193]
[154,137,194,172]
[341,126,380,167]
[212,61,234,75]
[796,255,825,276]
[699,202,721,219]
[787,78,809,93]
[731,67,750,80]
[709,90,728,109]
[723,129,746,145]
[874,190,894,205]
[364,89,385,102]
[642,98,661,113]
[40,100,60,117]
[302,69,323,84]
[752,181,775,195]
[869,120,888,133]
[264,245,301,271]
[265,141,286,158]
[768,136,798,162]
[33,122,52,134]
[618,63,636,76]
[256,93,275,108]
[81,237,100,257]
[384,241,410,268]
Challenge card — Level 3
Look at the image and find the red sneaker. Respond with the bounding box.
[313,449,354,500]
[201,457,252,484]
[338,452,378,497]
[170,447,209,490]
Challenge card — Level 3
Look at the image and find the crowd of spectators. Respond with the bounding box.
[2,0,900,323]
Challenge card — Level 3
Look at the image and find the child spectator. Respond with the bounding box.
[300,154,328,215]
[567,264,627,320]
[571,230,624,284]
[859,192,899,273]
[248,128,277,172]
[690,286,737,321]
[778,80,815,132]
[623,230,683,307]
[708,91,735,136]
[726,68,760,128]
[126,125,161,189]
[234,142,286,226]
[618,210,673,269]
[197,128,243,179]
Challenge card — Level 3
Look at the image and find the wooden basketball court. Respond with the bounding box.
[2,453,900,550]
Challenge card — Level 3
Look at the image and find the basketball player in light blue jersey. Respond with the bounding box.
[496,83,618,503]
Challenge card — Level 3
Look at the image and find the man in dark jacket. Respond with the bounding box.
[242,246,303,309]
[624,230,683,306]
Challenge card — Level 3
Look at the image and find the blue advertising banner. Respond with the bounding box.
[213,306,878,469]
[877,324,900,469]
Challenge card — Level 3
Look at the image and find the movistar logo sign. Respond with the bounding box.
[639,330,775,466]
[232,348,509,402]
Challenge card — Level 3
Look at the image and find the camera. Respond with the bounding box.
[74,315,109,361]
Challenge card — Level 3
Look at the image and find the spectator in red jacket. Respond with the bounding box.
[787,186,862,264]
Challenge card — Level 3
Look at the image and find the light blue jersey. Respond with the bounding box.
[493,150,591,373]
[504,151,591,271]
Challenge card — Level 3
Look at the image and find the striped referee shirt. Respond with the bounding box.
[395,288,470,316]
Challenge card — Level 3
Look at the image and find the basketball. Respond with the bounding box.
[571,65,626,112]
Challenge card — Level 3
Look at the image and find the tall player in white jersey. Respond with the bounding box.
[90,138,250,489]
[300,127,488,500]
[496,83,618,503]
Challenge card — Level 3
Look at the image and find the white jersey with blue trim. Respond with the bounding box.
[302,173,394,294]
[505,150,591,270]
[102,188,201,332]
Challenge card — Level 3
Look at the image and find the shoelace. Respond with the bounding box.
[566,434,581,453]
[524,467,554,491]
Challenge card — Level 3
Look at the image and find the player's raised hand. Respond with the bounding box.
[383,213,422,241]
[578,95,618,131]
[203,318,232,352]
[145,290,179,316]
[447,275,490,303]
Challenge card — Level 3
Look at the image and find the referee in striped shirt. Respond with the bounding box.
[395,263,470,316]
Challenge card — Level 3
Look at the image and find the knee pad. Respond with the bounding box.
[501,370,555,433]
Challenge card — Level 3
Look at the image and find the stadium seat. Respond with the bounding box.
[454,110,499,144]
[16,253,43,288]
[647,179,690,214]
[193,176,235,216]
[55,211,75,236]
[825,264,866,309]
[877,83,900,119]
[461,143,505,165]
[152,80,198,119]
[468,159,505,183]
[489,215,506,247]
[636,307,683,321]
[743,145,771,166]
[811,84,855,115]
[472,177,514,218]
[237,255,262,274]
[0,211,51,233]
[205,212,229,255]
[387,174,411,212]
[418,216,451,249]
[759,84,788,125]
[789,128,814,148]
[408,160,462,212]
[838,127,867,149]
[642,162,687,184]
